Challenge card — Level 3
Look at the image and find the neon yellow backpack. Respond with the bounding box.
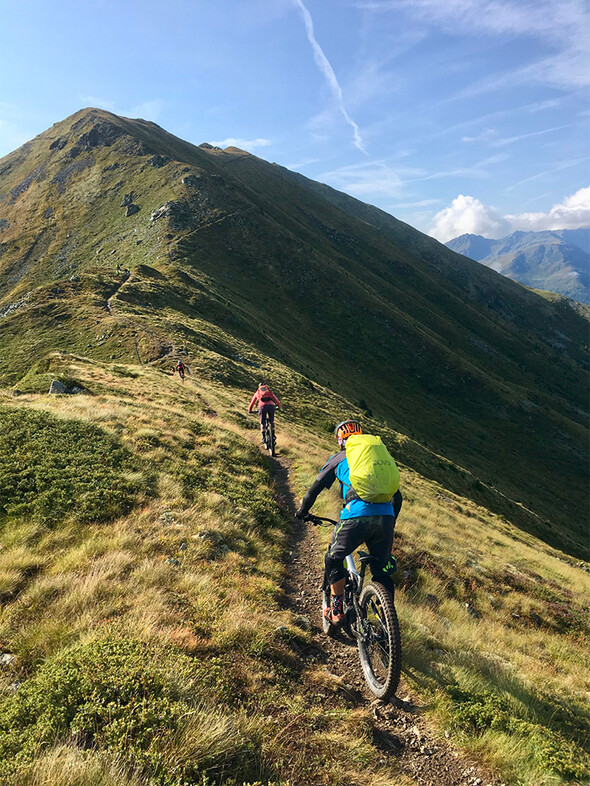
[345,434,400,503]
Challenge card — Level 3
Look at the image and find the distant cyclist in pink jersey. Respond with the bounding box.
[248,383,281,442]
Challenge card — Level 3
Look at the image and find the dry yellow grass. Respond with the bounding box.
[1,355,588,785]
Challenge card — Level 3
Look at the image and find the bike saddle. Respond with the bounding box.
[357,551,380,566]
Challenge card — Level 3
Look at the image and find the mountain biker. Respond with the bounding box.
[248,383,281,442]
[295,420,402,625]
[175,360,186,381]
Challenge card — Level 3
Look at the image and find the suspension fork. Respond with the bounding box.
[345,554,368,636]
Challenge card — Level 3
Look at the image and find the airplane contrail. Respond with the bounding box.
[293,0,367,154]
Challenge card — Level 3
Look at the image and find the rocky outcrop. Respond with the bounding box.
[49,379,86,394]
[49,137,67,151]
[78,119,125,149]
[151,200,193,230]
[50,158,94,194]
[125,204,140,217]
[0,296,30,319]
[149,154,169,168]
[10,168,45,202]
[49,380,67,394]
[181,174,201,188]
[121,192,134,207]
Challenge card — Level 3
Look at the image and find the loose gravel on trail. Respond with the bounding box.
[269,454,501,786]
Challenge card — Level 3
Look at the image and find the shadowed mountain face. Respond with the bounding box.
[446,230,590,305]
[0,109,588,557]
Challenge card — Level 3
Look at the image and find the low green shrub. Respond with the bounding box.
[0,636,265,785]
[447,685,590,781]
[0,407,146,525]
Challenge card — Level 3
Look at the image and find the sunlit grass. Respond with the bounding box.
[0,354,587,785]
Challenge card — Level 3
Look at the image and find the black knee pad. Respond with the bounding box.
[325,550,347,586]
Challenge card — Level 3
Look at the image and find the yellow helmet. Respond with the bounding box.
[334,420,362,446]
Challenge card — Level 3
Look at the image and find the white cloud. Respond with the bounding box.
[462,128,498,144]
[429,195,510,242]
[406,153,510,184]
[429,187,590,241]
[354,0,584,44]
[504,158,587,191]
[305,108,338,142]
[505,186,590,232]
[390,198,440,208]
[210,137,272,152]
[316,151,508,206]
[293,0,367,153]
[492,123,577,147]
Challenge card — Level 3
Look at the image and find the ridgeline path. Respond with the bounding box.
[268,451,501,786]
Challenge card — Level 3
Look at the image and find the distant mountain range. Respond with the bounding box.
[445,229,590,304]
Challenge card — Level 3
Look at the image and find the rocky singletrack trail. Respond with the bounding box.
[269,453,502,786]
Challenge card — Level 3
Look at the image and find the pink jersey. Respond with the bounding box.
[248,387,281,412]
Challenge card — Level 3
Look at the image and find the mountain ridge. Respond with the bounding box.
[0,108,588,558]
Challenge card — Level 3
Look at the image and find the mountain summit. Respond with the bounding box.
[0,108,588,557]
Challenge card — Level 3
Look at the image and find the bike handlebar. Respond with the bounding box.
[302,514,338,527]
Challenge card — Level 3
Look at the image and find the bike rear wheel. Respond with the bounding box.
[357,581,401,700]
[263,417,275,456]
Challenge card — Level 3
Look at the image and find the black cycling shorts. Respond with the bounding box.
[324,514,396,587]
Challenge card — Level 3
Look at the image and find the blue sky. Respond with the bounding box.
[1,0,588,240]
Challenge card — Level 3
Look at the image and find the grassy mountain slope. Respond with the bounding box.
[0,355,588,785]
[446,230,590,305]
[1,109,589,784]
[0,109,587,560]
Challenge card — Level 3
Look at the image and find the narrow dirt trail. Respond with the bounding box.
[269,452,501,786]
[105,271,130,315]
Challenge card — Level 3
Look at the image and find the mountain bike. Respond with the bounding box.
[261,409,276,456]
[305,515,402,701]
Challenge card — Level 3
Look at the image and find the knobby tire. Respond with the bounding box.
[357,581,401,700]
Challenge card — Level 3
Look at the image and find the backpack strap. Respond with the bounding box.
[344,486,361,504]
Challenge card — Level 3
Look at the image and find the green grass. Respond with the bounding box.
[286,430,590,786]
[0,361,419,786]
[0,635,270,785]
[0,405,148,525]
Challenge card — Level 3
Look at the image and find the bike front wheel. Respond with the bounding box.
[322,588,333,635]
[357,581,401,700]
